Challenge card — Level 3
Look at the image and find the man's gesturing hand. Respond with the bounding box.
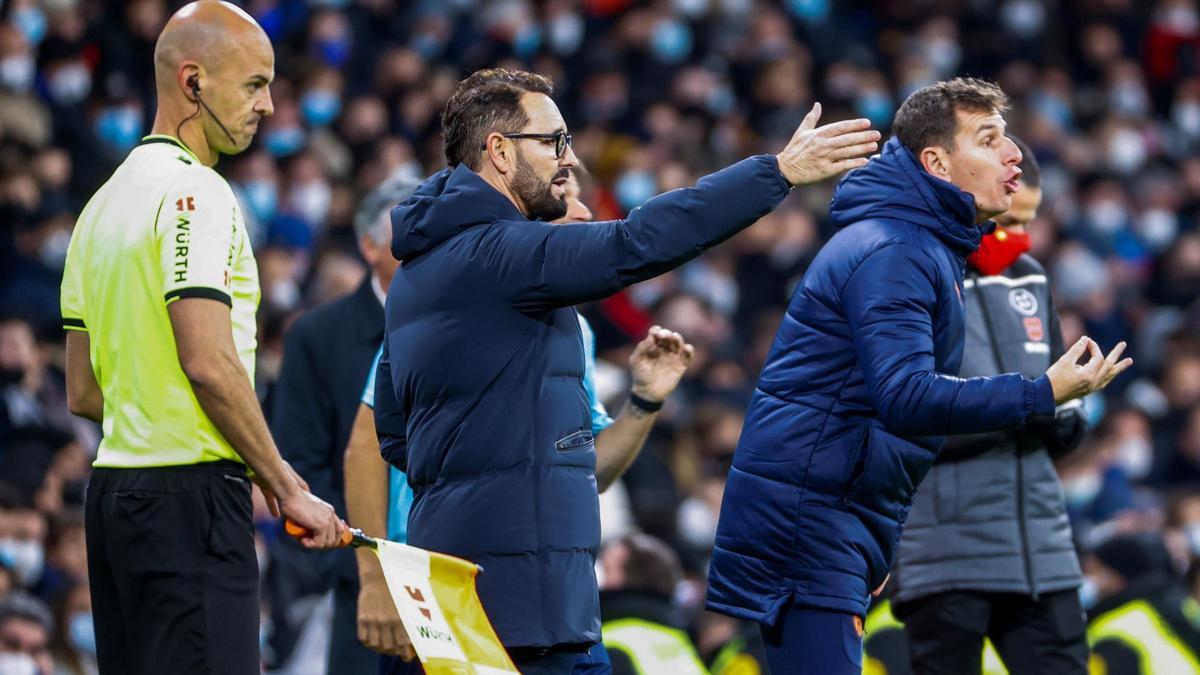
[630,326,695,404]
[1046,337,1133,405]
[775,102,880,186]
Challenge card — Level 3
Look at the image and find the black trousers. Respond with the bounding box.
[85,460,259,675]
[894,589,1089,675]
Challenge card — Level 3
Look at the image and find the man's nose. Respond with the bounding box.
[258,90,275,117]
[1005,136,1022,165]
[560,143,579,168]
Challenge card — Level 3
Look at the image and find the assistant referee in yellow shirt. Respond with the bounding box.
[59,3,346,673]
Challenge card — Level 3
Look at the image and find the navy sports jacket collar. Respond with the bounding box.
[390,163,527,263]
[829,136,985,257]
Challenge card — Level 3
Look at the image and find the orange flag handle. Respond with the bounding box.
[284,519,376,549]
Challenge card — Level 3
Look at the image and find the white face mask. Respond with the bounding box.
[39,228,72,269]
[46,63,92,106]
[1001,0,1045,38]
[923,38,961,76]
[67,612,96,656]
[1063,472,1102,509]
[1085,199,1128,234]
[1078,576,1100,610]
[1115,437,1154,480]
[0,55,36,93]
[289,181,331,228]
[677,496,718,548]
[1106,128,1147,174]
[1109,82,1149,117]
[1185,524,1200,556]
[0,653,39,675]
[1160,5,1200,33]
[0,537,44,587]
[547,12,584,55]
[1173,101,1200,137]
[267,280,299,311]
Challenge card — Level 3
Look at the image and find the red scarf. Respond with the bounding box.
[968,227,1031,276]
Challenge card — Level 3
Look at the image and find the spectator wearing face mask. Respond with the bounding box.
[0,314,86,499]
[0,485,47,592]
[1082,532,1200,674]
[0,591,55,675]
[36,511,84,604]
[50,581,96,675]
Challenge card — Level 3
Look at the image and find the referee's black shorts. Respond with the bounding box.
[85,459,260,675]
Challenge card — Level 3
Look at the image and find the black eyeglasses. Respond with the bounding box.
[487,130,573,158]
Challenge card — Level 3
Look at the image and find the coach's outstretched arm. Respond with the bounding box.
[843,243,1131,438]
[482,104,880,312]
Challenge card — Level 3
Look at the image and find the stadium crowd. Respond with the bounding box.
[1,0,1199,672]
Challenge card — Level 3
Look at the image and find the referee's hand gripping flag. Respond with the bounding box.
[287,521,519,674]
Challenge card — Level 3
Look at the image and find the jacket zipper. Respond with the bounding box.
[971,271,1038,599]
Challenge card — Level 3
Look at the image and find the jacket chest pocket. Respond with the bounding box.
[555,429,594,453]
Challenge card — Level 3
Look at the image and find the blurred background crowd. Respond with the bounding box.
[2,0,1200,673]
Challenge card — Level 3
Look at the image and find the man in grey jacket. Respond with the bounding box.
[893,138,1091,674]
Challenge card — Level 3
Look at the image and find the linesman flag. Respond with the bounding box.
[288,521,518,674]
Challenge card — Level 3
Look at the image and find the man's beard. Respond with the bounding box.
[513,152,568,221]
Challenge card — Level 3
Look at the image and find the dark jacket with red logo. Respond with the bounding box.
[894,253,1087,603]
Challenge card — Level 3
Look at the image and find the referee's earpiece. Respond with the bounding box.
[183,73,236,144]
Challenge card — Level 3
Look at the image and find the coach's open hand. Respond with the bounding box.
[774,103,880,186]
[630,326,695,404]
[1046,336,1133,405]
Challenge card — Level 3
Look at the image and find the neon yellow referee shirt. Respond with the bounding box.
[60,135,260,468]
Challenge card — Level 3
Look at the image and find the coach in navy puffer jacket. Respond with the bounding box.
[378,155,789,652]
[707,134,1059,626]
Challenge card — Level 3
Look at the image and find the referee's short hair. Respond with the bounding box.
[353,171,423,243]
[0,591,53,634]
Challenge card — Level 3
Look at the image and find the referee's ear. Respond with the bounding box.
[177,63,203,102]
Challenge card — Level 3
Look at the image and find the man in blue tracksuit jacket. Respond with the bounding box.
[373,68,880,674]
[707,79,1132,674]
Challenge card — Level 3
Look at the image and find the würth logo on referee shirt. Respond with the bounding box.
[172,196,196,283]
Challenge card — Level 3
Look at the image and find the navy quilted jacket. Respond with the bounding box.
[706,137,1057,624]
[377,156,790,648]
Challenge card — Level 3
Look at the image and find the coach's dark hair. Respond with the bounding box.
[893,78,1010,155]
[442,68,555,171]
[1009,134,1041,189]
